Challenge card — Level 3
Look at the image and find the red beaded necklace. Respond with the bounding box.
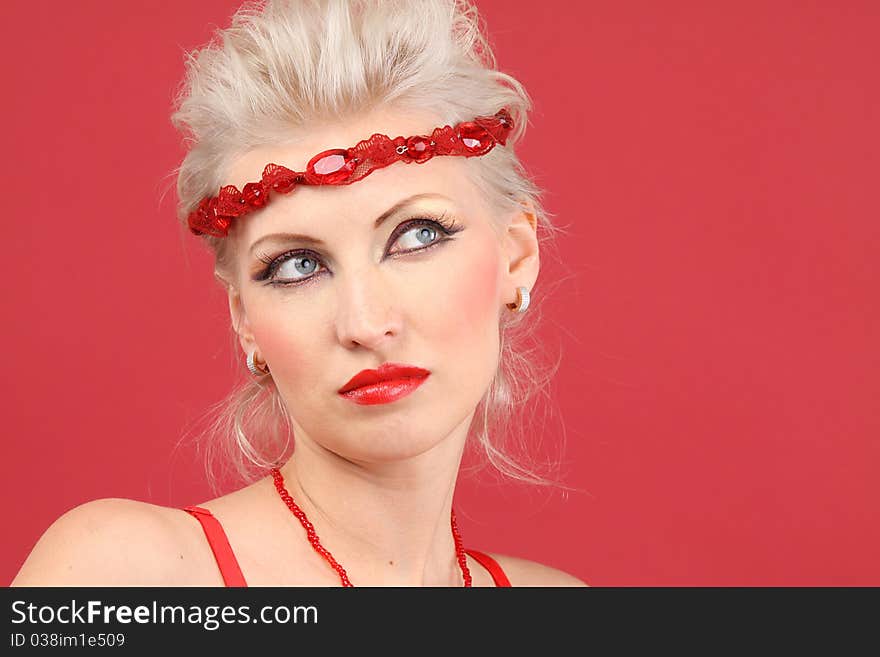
[270,467,473,587]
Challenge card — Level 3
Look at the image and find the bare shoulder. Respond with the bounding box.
[11,498,201,587]
[486,553,590,587]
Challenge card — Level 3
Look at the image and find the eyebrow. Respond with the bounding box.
[248,192,454,256]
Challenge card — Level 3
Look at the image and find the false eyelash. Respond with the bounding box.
[253,211,464,286]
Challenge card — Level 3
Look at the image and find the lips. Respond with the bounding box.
[338,362,431,394]
[338,362,431,406]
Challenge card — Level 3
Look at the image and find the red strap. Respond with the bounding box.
[182,505,248,587]
[183,506,507,588]
[465,549,512,587]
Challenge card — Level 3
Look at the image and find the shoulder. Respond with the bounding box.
[485,553,589,587]
[11,498,199,586]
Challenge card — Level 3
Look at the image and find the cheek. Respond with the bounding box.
[254,320,299,357]
[429,242,501,343]
[245,299,314,387]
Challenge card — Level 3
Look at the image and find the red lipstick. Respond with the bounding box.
[338,362,430,406]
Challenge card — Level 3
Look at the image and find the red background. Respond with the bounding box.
[2,0,877,586]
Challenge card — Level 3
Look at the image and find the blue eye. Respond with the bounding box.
[254,214,463,287]
[272,253,321,283]
[393,224,440,251]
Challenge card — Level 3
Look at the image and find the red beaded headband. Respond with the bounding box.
[187,108,514,237]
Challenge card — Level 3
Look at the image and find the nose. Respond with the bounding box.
[334,268,403,350]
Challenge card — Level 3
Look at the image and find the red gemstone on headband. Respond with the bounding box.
[212,215,232,234]
[457,122,493,155]
[475,109,513,145]
[242,181,267,207]
[187,192,236,237]
[191,197,231,237]
[306,148,357,184]
[405,136,434,163]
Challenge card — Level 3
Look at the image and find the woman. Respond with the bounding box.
[12,0,585,587]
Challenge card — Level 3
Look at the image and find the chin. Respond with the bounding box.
[320,422,458,464]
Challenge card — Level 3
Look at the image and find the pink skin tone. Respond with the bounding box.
[220,107,540,586]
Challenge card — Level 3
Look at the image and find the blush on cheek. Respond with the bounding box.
[251,325,303,380]
[430,244,503,394]
[248,296,325,373]
[440,246,501,340]
[254,327,311,417]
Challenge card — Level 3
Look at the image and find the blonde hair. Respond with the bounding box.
[169,0,575,493]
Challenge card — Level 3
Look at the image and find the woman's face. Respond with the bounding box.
[222,108,532,464]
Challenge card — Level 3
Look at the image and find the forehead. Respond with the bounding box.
[223,108,489,244]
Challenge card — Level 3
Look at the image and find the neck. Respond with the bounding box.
[274,413,473,586]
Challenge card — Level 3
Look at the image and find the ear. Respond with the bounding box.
[218,272,258,356]
[501,198,540,306]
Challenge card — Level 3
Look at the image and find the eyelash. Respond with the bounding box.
[253,212,464,288]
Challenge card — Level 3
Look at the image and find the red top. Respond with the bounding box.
[183,505,511,587]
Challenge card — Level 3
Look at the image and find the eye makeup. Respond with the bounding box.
[251,211,465,288]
